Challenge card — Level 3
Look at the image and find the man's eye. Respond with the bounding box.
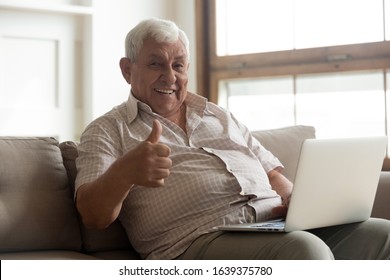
[174,64,185,70]
[150,62,161,67]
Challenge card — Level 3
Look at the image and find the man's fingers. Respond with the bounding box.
[146,168,171,188]
[155,143,171,157]
[271,205,288,218]
[135,119,172,188]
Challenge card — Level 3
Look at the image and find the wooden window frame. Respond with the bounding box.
[196,0,390,104]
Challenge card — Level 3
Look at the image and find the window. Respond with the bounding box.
[215,0,294,55]
[220,76,295,130]
[295,71,386,139]
[215,0,386,54]
[196,0,390,150]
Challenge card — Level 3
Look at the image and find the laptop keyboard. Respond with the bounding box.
[250,222,285,228]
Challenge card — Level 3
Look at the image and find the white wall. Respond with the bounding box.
[89,0,196,125]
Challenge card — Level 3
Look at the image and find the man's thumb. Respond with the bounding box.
[146,119,162,143]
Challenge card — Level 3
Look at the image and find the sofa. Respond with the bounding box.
[0,125,389,260]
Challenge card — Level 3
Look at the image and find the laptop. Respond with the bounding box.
[219,136,387,232]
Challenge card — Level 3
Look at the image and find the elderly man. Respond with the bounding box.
[75,18,390,260]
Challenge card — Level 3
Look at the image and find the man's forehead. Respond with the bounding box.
[142,47,188,62]
[142,38,187,55]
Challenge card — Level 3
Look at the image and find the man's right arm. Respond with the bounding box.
[76,119,171,229]
[76,159,134,230]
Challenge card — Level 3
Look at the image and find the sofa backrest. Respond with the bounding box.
[59,141,133,254]
[251,125,316,182]
[0,137,82,253]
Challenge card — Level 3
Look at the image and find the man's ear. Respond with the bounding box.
[119,57,132,84]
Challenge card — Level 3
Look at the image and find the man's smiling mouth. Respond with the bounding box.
[155,88,175,95]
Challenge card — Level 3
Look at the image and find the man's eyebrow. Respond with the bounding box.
[147,53,187,60]
[174,55,187,61]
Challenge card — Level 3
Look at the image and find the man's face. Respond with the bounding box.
[129,37,189,118]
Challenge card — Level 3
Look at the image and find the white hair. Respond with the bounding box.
[124,18,190,62]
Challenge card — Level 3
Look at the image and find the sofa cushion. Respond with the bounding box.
[59,141,134,254]
[0,137,82,253]
[0,250,100,260]
[251,126,316,182]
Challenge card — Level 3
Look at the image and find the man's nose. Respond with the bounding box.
[161,67,177,84]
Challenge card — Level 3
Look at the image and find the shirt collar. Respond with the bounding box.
[125,91,152,123]
[185,91,207,118]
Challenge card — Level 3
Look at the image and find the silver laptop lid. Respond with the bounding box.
[285,136,387,232]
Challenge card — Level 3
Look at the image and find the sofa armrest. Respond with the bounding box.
[371,171,390,220]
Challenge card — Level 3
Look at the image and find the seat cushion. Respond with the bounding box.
[0,250,99,260]
[0,137,82,253]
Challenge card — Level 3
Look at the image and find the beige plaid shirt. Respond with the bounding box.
[75,92,283,259]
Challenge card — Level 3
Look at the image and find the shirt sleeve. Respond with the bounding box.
[74,116,122,194]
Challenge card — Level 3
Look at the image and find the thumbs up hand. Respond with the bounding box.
[146,119,163,144]
[117,119,172,188]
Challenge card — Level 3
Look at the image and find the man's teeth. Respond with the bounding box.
[155,89,175,95]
